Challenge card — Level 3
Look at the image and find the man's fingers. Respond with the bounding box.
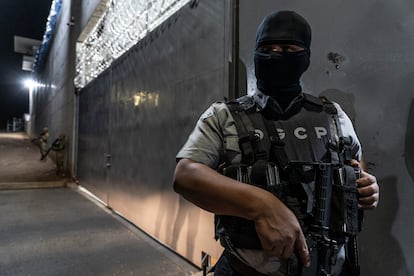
[349,159,360,167]
[359,194,379,209]
[295,231,310,267]
[356,172,379,209]
[356,173,376,188]
[357,185,377,197]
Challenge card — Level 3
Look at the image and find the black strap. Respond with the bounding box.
[261,117,289,169]
[303,93,324,112]
[320,97,354,164]
[228,105,256,164]
[325,107,353,164]
[344,236,361,276]
[321,98,344,164]
[228,104,269,165]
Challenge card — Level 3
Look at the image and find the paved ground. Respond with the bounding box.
[0,132,62,184]
[0,132,199,275]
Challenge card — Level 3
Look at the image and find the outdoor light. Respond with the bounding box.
[23,78,38,90]
[23,78,46,90]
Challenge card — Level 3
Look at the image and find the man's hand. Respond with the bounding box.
[357,169,379,209]
[254,194,311,267]
[350,160,379,209]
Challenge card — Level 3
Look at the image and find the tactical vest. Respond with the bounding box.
[216,93,362,275]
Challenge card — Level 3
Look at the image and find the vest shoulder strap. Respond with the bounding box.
[303,93,324,112]
[226,96,262,164]
[319,95,339,115]
[319,96,354,164]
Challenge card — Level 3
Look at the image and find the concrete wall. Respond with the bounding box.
[238,1,413,275]
[30,0,101,176]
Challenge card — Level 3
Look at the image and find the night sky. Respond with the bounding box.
[0,0,52,131]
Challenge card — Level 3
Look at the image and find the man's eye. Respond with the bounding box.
[259,46,280,53]
[282,46,298,52]
[287,46,305,52]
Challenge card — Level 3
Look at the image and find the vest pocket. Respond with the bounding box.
[331,165,360,236]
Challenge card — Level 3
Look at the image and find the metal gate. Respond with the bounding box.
[77,0,228,267]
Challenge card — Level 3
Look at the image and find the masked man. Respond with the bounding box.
[174,11,379,275]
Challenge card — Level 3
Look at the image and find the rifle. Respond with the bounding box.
[286,162,360,276]
[219,160,361,275]
[40,138,59,160]
[299,163,335,276]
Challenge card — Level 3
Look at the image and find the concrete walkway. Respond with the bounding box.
[0,132,199,275]
[0,132,65,189]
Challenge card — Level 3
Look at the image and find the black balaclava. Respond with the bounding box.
[254,11,311,109]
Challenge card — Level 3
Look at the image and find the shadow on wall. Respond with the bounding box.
[405,99,414,182]
[155,192,201,259]
[170,196,201,259]
[359,176,409,275]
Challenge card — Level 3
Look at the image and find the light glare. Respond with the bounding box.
[24,79,46,90]
[24,79,37,89]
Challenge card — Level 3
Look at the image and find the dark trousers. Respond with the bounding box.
[214,251,268,276]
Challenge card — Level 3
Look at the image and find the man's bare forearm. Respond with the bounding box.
[173,158,275,220]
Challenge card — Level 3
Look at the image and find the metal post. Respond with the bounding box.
[228,0,239,100]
